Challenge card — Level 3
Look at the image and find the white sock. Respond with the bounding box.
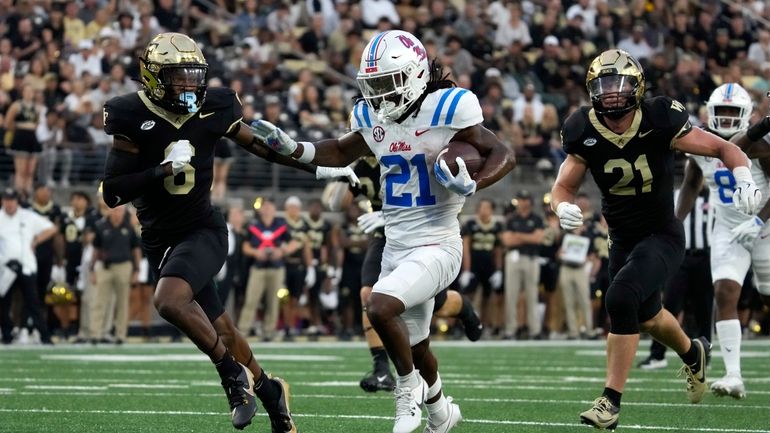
[397,368,420,389]
[716,319,742,377]
[426,393,448,424]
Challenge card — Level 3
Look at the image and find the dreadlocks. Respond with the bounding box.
[395,58,456,123]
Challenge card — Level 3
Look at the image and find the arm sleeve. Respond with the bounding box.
[102,148,167,208]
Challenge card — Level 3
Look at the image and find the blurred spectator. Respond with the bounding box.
[0,187,57,345]
[361,0,400,28]
[36,109,70,187]
[335,203,366,340]
[501,190,545,340]
[90,204,140,344]
[494,3,531,49]
[558,222,595,339]
[218,207,246,306]
[513,83,544,125]
[304,198,334,337]
[5,84,42,196]
[239,199,289,341]
[282,196,312,341]
[748,29,770,66]
[68,39,103,79]
[533,36,563,94]
[298,14,328,56]
[29,184,64,336]
[11,17,41,62]
[460,199,504,335]
[617,23,656,62]
[62,191,97,342]
[566,0,597,38]
[63,1,86,49]
[443,35,474,79]
[298,85,330,129]
[154,0,182,33]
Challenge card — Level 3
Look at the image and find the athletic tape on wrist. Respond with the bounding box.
[297,141,315,164]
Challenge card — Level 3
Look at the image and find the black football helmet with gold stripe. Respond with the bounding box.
[139,33,208,115]
[586,49,645,119]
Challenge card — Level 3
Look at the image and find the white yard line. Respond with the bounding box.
[1,390,768,410]
[0,408,767,432]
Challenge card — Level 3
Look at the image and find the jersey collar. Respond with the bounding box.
[138,91,197,129]
[588,108,642,149]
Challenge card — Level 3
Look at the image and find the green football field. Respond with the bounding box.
[1,340,768,433]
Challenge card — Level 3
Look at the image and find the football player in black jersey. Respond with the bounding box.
[323,157,483,394]
[551,49,762,429]
[101,33,357,432]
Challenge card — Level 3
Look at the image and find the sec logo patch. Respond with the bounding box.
[373,126,385,142]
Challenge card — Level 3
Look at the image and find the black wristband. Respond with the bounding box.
[152,165,167,178]
[746,116,770,142]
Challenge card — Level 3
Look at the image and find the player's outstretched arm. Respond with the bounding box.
[249,119,370,167]
[102,138,172,208]
[233,121,317,174]
[675,158,705,221]
[450,125,515,190]
[675,128,761,214]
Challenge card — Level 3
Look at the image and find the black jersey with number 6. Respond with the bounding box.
[103,88,242,234]
[561,96,691,243]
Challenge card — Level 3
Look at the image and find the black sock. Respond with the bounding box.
[602,387,622,408]
[371,347,390,372]
[679,339,700,367]
[458,296,474,321]
[254,369,281,403]
[214,350,241,379]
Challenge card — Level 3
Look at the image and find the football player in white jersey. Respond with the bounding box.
[679,83,770,399]
[252,30,514,433]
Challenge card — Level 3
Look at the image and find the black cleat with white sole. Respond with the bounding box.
[359,369,396,393]
[221,364,257,430]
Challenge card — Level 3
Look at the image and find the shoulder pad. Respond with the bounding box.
[560,108,588,151]
[202,87,240,111]
[350,99,373,132]
[103,93,141,141]
[427,88,483,129]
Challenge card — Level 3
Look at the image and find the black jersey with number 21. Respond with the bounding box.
[103,88,242,234]
[561,96,691,243]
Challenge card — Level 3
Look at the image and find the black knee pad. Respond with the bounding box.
[605,280,642,334]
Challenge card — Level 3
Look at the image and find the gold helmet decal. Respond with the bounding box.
[139,33,208,114]
[586,49,645,118]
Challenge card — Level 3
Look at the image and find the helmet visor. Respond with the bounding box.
[159,66,207,94]
[588,75,639,111]
[357,72,404,111]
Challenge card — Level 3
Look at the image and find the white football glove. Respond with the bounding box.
[434,157,477,196]
[357,211,385,234]
[161,139,193,175]
[730,216,764,249]
[556,202,583,231]
[458,270,473,289]
[489,270,503,290]
[732,166,762,215]
[249,119,297,156]
[327,266,342,289]
[304,266,317,288]
[316,166,360,186]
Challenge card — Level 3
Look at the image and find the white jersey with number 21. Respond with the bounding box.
[350,87,483,249]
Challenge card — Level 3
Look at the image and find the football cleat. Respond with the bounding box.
[460,309,483,342]
[579,396,620,430]
[393,377,427,433]
[221,363,257,430]
[637,356,668,370]
[678,337,711,404]
[262,377,297,433]
[424,397,462,433]
[711,373,746,400]
[360,370,396,393]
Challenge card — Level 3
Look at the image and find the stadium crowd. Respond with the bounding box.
[2,0,770,345]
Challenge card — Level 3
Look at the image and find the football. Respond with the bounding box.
[437,141,485,177]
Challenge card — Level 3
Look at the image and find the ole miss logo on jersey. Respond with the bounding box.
[389,141,412,152]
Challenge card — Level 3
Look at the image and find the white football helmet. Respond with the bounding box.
[357,30,430,121]
[707,83,752,138]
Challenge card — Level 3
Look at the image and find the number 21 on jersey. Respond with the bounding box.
[381,154,436,207]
